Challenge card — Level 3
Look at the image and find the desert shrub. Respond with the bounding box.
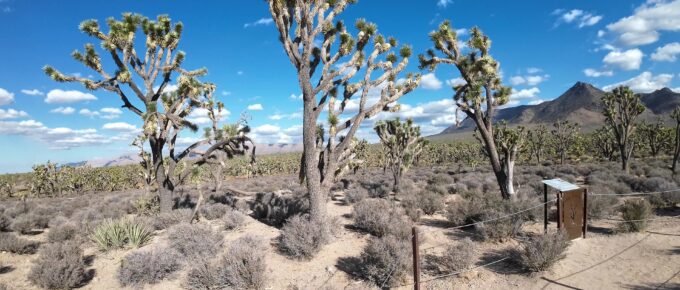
[418,191,445,215]
[278,215,331,259]
[153,208,193,230]
[514,230,570,272]
[639,177,674,193]
[587,195,617,220]
[353,199,411,239]
[251,192,309,227]
[47,216,70,229]
[345,187,368,204]
[28,242,88,289]
[475,210,525,242]
[47,223,79,242]
[0,232,39,254]
[358,235,411,286]
[618,199,652,232]
[186,235,268,290]
[200,203,229,220]
[167,223,223,261]
[0,214,9,231]
[234,199,249,213]
[90,218,153,251]
[400,195,421,222]
[430,238,475,273]
[10,214,34,234]
[224,210,246,230]
[118,247,183,287]
[132,194,160,216]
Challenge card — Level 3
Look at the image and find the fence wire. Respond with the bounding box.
[588,188,680,196]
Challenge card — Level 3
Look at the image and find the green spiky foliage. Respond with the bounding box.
[638,118,671,157]
[551,120,580,165]
[591,126,618,161]
[602,86,646,173]
[374,118,427,193]
[419,20,513,199]
[43,14,253,212]
[490,122,527,196]
[671,106,680,173]
[268,0,421,223]
[527,125,549,164]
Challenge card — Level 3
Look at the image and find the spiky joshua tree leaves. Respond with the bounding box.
[420,21,514,199]
[602,86,645,173]
[551,120,580,165]
[268,0,421,223]
[374,118,427,194]
[44,14,254,213]
[491,122,527,196]
[527,125,548,164]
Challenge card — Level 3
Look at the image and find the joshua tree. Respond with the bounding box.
[527,125,549,164]
[551,120,580,165]
[374,118,427,194]
[672,107,680,173]
[592,126,618,161]
[638,119,670,157]
[490,122,527,196]
[602,86,645,172]
[44,14,253,212]
[420,21,514,199]
[268,0,420,223]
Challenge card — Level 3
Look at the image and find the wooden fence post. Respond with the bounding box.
[412,226,420,290]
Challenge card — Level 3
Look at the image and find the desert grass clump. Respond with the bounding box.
[353,199,411,239]
[587,195,617,220]
[0,214,9,231]
[28,242,89,289]
[152,208,193,230]
[167,223,223,261]
[47,223,79,242]
[0,232,39,254]
[278,215,331,259]
[118,247,183,287]
[200,203,229,220]
[90,217,153,251]
[223,210,246,230]
[430,238,475,273]
[417,190,445,215]
[186,235,268,290]
[132,194,160,216]
[358,235,412,286]
[618,199,652,232]
[514,230,570,272]
[10,214,35,234]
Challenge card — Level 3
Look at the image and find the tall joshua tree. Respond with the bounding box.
[671,107,680,173]
[268,0,420,222]
[602,86,645,172]
[374,118,427,194]
[44,14,253,212]
[552,120,580,165]
[638,118,670,157]
[592,126,617,161]
[420,21,514,199]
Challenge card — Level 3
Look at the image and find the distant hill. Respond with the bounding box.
[438,82,677,135]
[64,142,303,169]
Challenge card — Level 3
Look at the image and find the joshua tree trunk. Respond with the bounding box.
[475,118,512,199]
[302,92,327,223]
[504,159,515,196]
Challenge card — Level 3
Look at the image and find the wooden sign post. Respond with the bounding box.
[542,179,587,240]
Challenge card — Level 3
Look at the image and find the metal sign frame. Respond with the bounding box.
[542,178,588,239]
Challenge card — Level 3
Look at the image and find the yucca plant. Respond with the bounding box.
[123,219,154,248]
[90,217,154,251]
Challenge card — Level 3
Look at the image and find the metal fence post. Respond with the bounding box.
[412,226,420,290]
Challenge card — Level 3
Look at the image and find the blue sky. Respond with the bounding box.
[0,0,679,173]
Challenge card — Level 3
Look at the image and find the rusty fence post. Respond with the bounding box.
[412,226,420,290]
[583,187,588,238]
[544,183,548,233]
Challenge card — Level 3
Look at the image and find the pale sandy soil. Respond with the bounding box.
[1,193,678,290]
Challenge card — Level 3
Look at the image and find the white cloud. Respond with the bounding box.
[510,87,540,99]
[268,112,302,120]
[437,0,453,8]
[562,9,583,23]
[0,88,14,106]
[45,89,97,103]
[21,89,44,96]
[253,124,280,135]
[0,108,28,119]
[289,93,303,100]
[603,71,674,93]
[528,99,546,105]
[420,73,443,90]
[584,68,614,77]
[50,106,76,115]
[79,108,100,118]
[100,107,122,119]
[237,71,244,75]
[651,42,680,62]
[526,67,542,74]
[603,49,644,70]
[509,74,548,86]
[247,104,263,111]
[556,9,602,29]
[222,91,232,96]
[499,100,521,109]
[244,18,273,28]
[578,14,603,28]
[445,77,466,87]
[0,119,110,149]
[251,124,303,144]
[186,107,230,125]
[0,120,46,135]
[605,0,680,46]
[102,122,139,133]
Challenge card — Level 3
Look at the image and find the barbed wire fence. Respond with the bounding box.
[363,187,680,289]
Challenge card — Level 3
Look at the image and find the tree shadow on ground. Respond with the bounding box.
[0,265,13,274]
[418,217,451,229]
[478,248,524,275]
[335,256,362,280]
[586,225,615,235]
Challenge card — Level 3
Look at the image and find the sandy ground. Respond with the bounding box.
[1,193,678,290]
